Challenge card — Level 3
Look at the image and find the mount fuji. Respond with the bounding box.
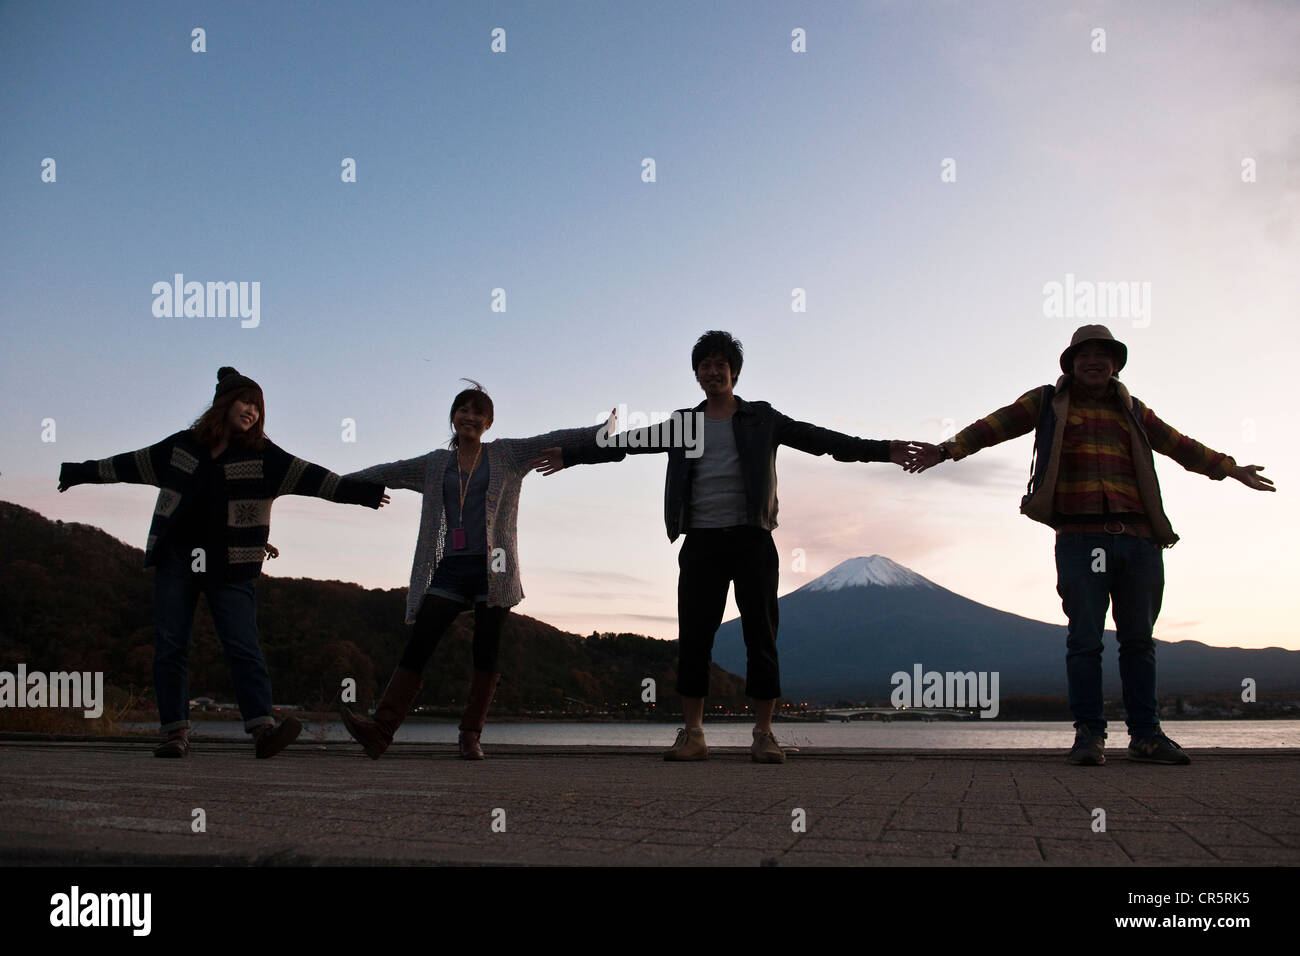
[711,556,1300,702]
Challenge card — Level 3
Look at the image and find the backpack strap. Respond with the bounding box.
[1025,384,1056,499]
[1129,395,1150,439]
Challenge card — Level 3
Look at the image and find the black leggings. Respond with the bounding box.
[399,594,510,673]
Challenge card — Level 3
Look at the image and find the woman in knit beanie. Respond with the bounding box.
[58,367,389,759]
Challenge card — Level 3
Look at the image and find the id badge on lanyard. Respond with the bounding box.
[453,447,482,552]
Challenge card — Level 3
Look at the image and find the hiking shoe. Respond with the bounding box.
[253,716,301,759]
[751,729,786,764]
[1067,726,1106,765]
[663,727,707,761]
[1128,732,1190,765]
[153,730,190,758]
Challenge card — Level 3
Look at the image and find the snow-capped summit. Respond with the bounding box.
[798,555,935,592]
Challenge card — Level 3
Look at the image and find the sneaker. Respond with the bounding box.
[663,727,707,761]
[253,716,302,759]
[153,729,190,758]
[1067,726,1106,765]
[751,729,786,764]
[1128,732,1190,765]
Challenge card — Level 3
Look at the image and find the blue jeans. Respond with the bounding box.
[1055,532,1165,739]
[153,548,274,733]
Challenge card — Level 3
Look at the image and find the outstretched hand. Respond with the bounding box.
[903,441,945,474]
[529,408,617,477]
[531,447,565,475]
[1232,464,1275,492]
[889,440,924,467]
[378,493,391,508]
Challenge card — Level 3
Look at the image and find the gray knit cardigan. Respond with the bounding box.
[345,424,604,622]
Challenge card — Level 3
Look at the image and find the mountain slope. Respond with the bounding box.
[713,556,1300,699]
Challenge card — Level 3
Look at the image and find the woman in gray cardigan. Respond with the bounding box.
[341,380,609,759]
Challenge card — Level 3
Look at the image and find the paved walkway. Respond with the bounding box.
[1,739,1296,865]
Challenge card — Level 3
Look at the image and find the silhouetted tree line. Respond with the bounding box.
[0,502,747,714]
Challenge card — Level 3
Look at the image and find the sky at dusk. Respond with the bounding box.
[3,1,1296,650]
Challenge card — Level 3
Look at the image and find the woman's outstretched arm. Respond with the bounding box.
[58,432,184,491]
[341,453,430,493]
[500,411,617,474]
[266,443,389,507]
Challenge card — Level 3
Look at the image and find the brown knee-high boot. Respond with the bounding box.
[458,670,501,759]
[341,666,423,759]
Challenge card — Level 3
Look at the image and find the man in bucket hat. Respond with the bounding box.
[905,325,1275,765]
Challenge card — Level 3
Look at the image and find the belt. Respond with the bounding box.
[1055,519,1153,539]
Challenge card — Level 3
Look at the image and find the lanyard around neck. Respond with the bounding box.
[456,445,482,524]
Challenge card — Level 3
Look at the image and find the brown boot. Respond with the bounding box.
[458,670,500,759]
[341,666,423,759]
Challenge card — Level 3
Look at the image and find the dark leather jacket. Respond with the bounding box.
[567,396,892,541]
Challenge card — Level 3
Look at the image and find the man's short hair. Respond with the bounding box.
[691,330,743,380]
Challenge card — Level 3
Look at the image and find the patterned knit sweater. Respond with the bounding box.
[946,378,1235,544]
[344,424,605,622]
[59,430,386,581]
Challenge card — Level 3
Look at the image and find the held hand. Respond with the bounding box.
[264,543,280,559]
[903,441,945,474]
[889,440,924,467]
[1232,464,1275,492]
[530,446,565,476]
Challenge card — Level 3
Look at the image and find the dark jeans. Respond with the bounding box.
[676,526,781,699]
[400,592,510,674]
[1055,532,1165,739]
[153,549,274,733]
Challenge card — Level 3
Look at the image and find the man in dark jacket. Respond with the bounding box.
[560,331,910,763]
[905,325,1275,766]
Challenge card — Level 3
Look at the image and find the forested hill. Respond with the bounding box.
[0,501,744,713]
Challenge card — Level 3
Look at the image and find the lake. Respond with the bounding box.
[133,719,1300,749]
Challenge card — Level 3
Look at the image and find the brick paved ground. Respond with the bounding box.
[1,739,1296,866]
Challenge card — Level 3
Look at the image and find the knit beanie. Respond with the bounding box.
[214,366,261,401]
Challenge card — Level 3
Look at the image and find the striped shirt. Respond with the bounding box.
[947,381,1236,517]
[60,430,386,580]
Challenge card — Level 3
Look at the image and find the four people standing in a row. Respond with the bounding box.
[56,326,1274,765]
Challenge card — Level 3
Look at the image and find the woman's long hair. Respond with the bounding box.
[447,379,494,449]
[191,386,268,451]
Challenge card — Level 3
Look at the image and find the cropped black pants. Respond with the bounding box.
[675,526,781,699]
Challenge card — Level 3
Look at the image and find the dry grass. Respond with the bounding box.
[0,685,149,736]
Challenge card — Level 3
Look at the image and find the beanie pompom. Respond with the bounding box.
[217,366,239,381]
